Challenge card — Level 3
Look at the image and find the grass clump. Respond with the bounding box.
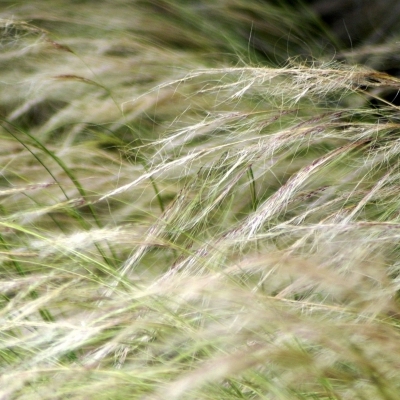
[1,1,400,399]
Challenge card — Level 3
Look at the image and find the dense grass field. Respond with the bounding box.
[2,1,400,399]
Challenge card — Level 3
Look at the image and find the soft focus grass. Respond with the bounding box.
[1,1,400,399]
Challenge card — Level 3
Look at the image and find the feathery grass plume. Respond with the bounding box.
[1,1,400,399]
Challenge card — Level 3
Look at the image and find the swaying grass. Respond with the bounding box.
[2,1,400,399]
